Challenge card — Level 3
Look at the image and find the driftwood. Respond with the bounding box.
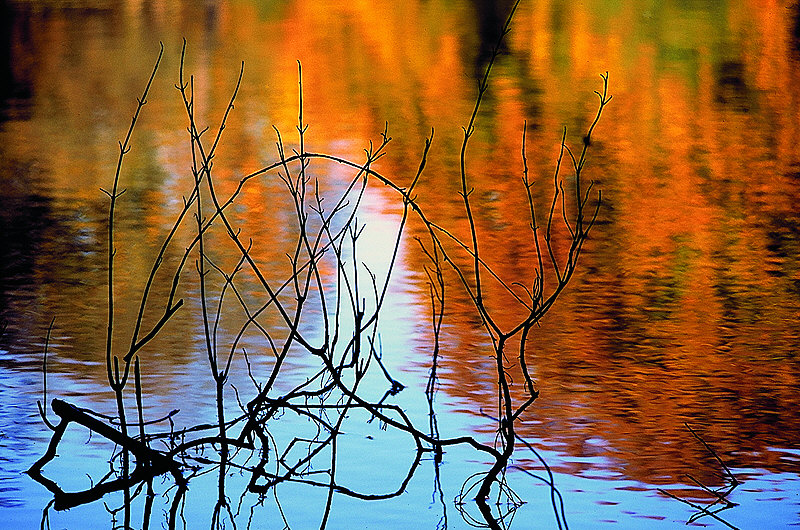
[27,398,182,511]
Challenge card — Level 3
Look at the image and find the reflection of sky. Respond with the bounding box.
[0,363,67,522]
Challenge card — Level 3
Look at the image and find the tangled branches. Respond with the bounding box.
[27,3,611,528]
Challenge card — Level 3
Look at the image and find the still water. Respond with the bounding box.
[1,0,799,528]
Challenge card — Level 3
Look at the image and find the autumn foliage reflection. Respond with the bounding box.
[8,1,800,528]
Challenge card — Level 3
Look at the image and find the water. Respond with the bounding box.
[1,0,800,528]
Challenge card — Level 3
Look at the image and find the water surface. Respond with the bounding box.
[1,0,799,528]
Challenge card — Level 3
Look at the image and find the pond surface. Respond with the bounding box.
[1,0,800,528]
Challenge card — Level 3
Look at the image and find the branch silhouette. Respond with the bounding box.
[27,6,611,528]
